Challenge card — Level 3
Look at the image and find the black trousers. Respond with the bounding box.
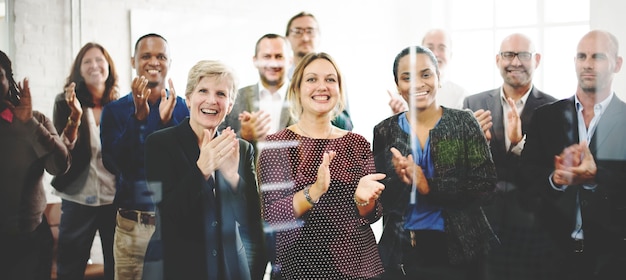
[382,230,484,280]
[0,215,53,280]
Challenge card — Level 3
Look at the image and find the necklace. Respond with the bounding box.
[296,122,334,139]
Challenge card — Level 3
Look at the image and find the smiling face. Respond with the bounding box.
[132,36,171,88]
[254,37,290,88]
[497,34,539,89]
[422,29,452,73]
[396,53,440,111]
[187,76,234,133]
[80,47,109,89]
[298,58,340,118]
[287,15,320,60]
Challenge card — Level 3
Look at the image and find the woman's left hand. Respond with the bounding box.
[197,127,238,184]
[355,173,386,204]
[12,78,33,122]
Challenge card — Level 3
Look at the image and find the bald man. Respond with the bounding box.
[521,29,626,280]
[463,33,557,279]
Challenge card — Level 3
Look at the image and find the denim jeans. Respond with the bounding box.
[56,200,116,280]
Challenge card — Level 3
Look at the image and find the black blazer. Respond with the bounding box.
[51,92,91,193]
[521,95,626,255]
[463,86,556,183]
[145,118,260,280]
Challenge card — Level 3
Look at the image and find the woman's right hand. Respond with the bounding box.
[65,82,83,120]
[308,151,337,201]
[390,147,429,194]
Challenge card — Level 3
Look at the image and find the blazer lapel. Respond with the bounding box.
[489,89,505,149]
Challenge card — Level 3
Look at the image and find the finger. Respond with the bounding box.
[365,173,387,181]
[238,111,252,121]
[386,89,394,99]
[506,97,518,114]
[473,109,484,119]
[320,152,332,167]
[328,150,337,162]
[161,88,167,101]
[390,147,402,158]
[202,129,212,147]
[168,78,176,99]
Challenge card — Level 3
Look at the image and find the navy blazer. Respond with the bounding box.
[145,118,259,280]
[463,86,556,183]
[521,95,626,255]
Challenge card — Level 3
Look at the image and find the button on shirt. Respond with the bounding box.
[258,82,287,135]
[500,87,531,155]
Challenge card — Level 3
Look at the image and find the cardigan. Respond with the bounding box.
[373,107,498,266]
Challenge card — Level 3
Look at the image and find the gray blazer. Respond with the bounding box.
[463,86,556,184]
[220,84,294,149]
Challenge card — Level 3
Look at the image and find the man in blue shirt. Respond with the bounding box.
[100,33,189,280]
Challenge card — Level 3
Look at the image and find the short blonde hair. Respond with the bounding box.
[287,52,345,121]
[185,60,238,103]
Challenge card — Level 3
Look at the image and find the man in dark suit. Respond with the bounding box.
[463,33,557,279]
[521,29,626,280]
[220,33,293,280]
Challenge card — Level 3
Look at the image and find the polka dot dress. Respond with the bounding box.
[258,129,384,279]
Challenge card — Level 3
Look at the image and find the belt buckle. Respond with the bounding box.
[574,239,584,253]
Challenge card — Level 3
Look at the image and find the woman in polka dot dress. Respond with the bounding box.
[257,52,386,280]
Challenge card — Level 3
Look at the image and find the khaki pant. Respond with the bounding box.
[113,212,155,280]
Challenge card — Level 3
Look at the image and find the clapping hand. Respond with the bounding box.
[390,147,429,194]
[239,110,271,142]
[159,78,177,125]
[473,109,493,142]
[65,82,83,120]
[12,78,33,123]
[553,142,596,186]
[132,76,151,121]
[196,127,239,187]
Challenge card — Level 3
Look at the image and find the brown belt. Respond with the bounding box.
[118,209,156,226]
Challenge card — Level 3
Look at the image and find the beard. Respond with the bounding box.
[147,81,159,88]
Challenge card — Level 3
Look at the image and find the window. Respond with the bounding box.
[447,0,589,99]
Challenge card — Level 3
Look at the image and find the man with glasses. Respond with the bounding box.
[463,33,557,279]
[285,11,353,130]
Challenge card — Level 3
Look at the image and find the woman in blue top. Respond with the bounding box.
[373,45,498,280]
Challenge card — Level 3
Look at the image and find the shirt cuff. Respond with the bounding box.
[61,131,77,150]
[549,172,568,191]
[509,134,526,156]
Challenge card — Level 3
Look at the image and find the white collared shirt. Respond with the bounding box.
[258,82,288,135]
[500,86,531,155]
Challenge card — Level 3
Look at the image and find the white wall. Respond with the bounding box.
[9,0,439,144]
[591,0,626,101]
[5,0,626,198]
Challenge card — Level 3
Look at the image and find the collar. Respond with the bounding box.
[499,85,532,106]
[258,81,288,100]
[0,108,14,123]
[574,92,614,114]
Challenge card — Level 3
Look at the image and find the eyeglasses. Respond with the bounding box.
[289,28,317,38]
[500,52,534,61]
